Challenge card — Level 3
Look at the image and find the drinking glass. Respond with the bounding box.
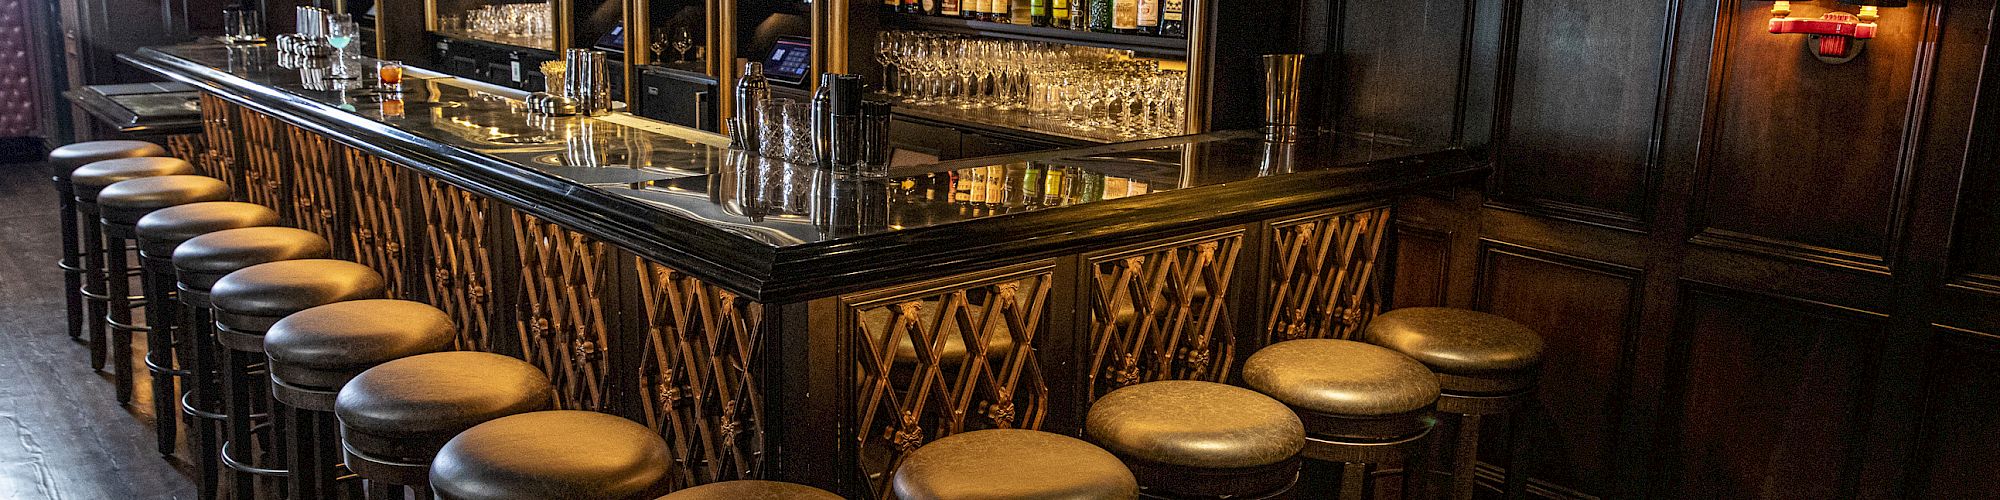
[672,27,695,62]
[223,7,263,43]
[758,99,795,161]
[650,31,668,61]
[327,14,358,75]
[377,60,405,92]
[781,101,815,165]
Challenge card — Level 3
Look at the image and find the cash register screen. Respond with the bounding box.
[763,37,812,86]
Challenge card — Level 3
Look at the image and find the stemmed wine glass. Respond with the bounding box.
[649,30,668,62]
[875,32,899,97]
[326,14,359,78]
[672,27,695,62]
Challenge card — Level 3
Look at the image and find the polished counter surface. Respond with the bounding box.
[125,43,1486,301]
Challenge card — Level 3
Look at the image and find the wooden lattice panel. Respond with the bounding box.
[284,125,344,244]
[419,178,497,352]
[848,264,1053,497]
[235,109,289,218]
[634,260,766,490]
[342,148,409,298]
[1263,207,1391,344]
[1086,231,1244,399]
[507,213,612,411]
[197,93,241,196]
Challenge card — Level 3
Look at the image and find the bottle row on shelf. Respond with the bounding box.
[905,161,1163,211]
[884,0,1187,39]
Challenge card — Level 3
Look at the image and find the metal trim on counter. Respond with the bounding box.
[120,43,1488,303]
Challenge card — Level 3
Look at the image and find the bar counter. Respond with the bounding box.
[123,42,1488,496]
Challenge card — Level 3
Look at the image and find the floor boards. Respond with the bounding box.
[0,162,198,500]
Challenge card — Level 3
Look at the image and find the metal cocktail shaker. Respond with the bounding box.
[731,61,771,151]
[1261,54,1305,143]
[811,74,838,169]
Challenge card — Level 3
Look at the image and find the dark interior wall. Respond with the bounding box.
[1338,0,2000,497]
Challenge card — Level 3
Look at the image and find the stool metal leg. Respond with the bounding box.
[139,258,181,454]
[1338,463,1375,500]
[184,302,223,500]
[105,234,139,404]
[1449,414,1481,500]
[57,181,85,342]
[81,208,108,370]
[222,349,261,498]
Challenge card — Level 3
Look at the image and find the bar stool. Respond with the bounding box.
[335,351,554,499]
[174,227,333,499]
[265,299,457,499]
[429,410,671,500]
[98,175,234,451]
[49,140,169,344]
[211,259,387,499]
[1361,307,1545,500]
[71,157,197,400]
[892,429,1139,500]
[1242,339,1440,500]
[656,480,843,500]
[1086,380,1304,498]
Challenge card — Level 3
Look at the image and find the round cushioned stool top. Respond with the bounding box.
[1086,380,1304,469]
[98,176,232,225]
[210,259,386,318]
[1242,339,1440,417]
[136,202,280,257]
[49,140,166,173]
[655,480,843,500]
[335,351,553,438]
[893,429,1138,500]
[431,410,671,500]
[70,157,195,198]
[1361,307,1545,377]
[173,227,332,290]
[265,300,457,389]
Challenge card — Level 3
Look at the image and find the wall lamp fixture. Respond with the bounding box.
[1768,0,1905,64]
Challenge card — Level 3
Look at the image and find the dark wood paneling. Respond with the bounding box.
[1909,326,2000,499]
[1473,242,1642,495]
[1491,0,1669,226]
[1334,0,1468,148]
[1390,224,1451,307]
[1657,285,1881,498]
[1692,2,1927,268]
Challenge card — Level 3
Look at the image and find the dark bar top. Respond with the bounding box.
[122,43,1488,302]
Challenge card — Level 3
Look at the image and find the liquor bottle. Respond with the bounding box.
[1112,0,1138,33]
[993,0,1011,23]
[968,0,985,21]
[1031,0,1050,26]
[901,0,923,14]
[939,0,960,18]
[1088,0,1113,32]
[1136,0,1158,35]
[1158,0,1184,36]
[1049,0,1069,28]
[1011,0,1032,25]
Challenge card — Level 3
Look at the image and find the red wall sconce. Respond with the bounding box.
[1768,0,1905,64]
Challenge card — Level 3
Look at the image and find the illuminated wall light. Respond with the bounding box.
[1766,0,1906,64]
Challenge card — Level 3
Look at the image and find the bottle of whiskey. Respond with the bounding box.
[1158,0,1184,36]
[1111,0,1138,33]
[940,0,960,18]
[1136,0,1158,34]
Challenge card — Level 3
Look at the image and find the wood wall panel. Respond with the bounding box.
[1908,326,2000,499]
[1658,286,1880,498]
[1491,0,1667,225]
[1335,0,1468,148]
[1390,225,1451,308]
[1473,243,1641,495]
[1692,1,1926,267]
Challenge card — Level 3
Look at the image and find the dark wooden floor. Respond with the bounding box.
[0,162,199,499]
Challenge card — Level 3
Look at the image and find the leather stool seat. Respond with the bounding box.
[431,410,671,500]
[136,202,281,258]
[1361,307,1545,394]
[336,351,553,464]
[98,176,232,230]
[893,429,1138,500]
[173,227,333,293]
[265,299,456,405]
[71,157,196,200]
[1087,380,1304,497]
[656,480,843,500]
[209,259,387,346]
[50,140,168,175]
[1243,339,1439,443]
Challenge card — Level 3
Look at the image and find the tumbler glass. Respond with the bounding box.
[223,7,263,43]
[757,98,795,161]
[377,60,405,92]
[781,101,815,165]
